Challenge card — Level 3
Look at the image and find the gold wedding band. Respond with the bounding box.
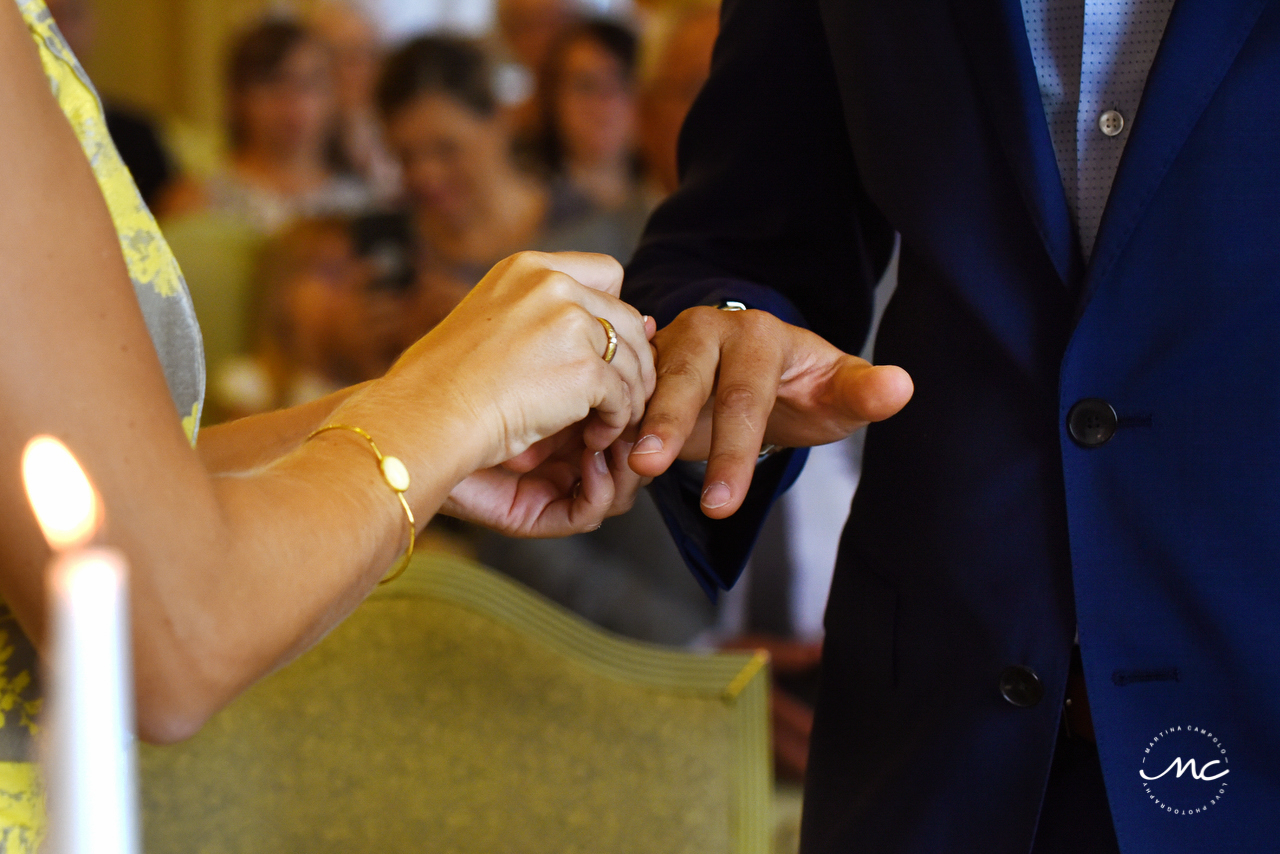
[597,316,618,363]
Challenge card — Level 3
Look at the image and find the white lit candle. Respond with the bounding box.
[21,436,139,854]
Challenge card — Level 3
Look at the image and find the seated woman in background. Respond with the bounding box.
[212,214,422,420]
[377,35,589,330]
[534,19,643,222]
[182,17,372,233]
[0,1,651,843]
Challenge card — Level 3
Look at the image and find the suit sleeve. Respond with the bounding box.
[623,0,892,596]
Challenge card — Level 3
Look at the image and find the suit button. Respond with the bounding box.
[999,665,1045,708]
[1067,399,1118,447]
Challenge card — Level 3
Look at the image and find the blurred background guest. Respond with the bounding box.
[378,34,583,330]
[534,4,711,261]
[211,213,420,421]
[310,0,402,203]
[45,0,179,210]
[491,0,578,141]
[497,0,576,79]
[535,18,641,221]
[183,17,372,234]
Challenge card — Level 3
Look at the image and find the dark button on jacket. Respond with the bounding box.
[1067,399,1118,447]
[999,665,1045,708]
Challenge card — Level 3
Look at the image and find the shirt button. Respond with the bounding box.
[1067,398,1118,448]
[999,665,1045,708]
[1099,109,1125,137]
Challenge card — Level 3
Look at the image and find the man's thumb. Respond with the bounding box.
[834,361,913,423]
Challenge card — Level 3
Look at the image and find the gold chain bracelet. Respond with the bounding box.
[305,424,415,585]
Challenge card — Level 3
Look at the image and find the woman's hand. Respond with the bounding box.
[383,251,656,476]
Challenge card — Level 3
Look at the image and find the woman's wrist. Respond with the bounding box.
[324,374,495,505]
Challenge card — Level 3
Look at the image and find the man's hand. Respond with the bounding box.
[442,430,646,537]
[627,306,913,518]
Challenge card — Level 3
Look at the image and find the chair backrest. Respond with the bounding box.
[139,552,772,854]
[160,211,263,418]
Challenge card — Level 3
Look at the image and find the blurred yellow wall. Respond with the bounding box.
[81,0,332,176]
[85,0,294,136]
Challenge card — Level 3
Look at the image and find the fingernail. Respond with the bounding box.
[702,482,731,509]
[632,435,663,455]
[593,450,608,474]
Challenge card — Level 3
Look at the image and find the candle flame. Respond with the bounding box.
[21,436,101,550]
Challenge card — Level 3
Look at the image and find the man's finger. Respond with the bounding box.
[628,310,724,478]
[699,317,786,518]
[604,434,648,516]
[571,445,614,522]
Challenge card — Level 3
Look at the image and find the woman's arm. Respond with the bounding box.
[0,3,651,744]
[195,383,365,475]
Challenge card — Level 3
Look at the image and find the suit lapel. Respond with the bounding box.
[1086,0,1271,293]
[951,0,1084,289]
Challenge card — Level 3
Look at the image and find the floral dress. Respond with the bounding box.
[1,2,206,849]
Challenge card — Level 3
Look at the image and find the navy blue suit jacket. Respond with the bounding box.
[624,0,1280,851]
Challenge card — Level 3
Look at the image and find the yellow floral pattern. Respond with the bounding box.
[0,764,42,854]
[0,1,210,846]
[16,0,205,442]
[0,608,42,851]
[0,634,40,737]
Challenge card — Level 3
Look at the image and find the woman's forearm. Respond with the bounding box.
[130,392,479,742]
[196,382,369,475]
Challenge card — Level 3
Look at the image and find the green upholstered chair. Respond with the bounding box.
[139,551,773,854]
[160,211,263,423]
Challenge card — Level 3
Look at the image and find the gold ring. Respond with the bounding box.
[597,317,618,363]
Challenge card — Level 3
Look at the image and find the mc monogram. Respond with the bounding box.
[1139,726,1230,815]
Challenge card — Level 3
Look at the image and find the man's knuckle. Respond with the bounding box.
[716,383,764,414]
[643,409,685,433]
[679,305,721,326]
[657,357,706,384]
[740,308,775,332]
